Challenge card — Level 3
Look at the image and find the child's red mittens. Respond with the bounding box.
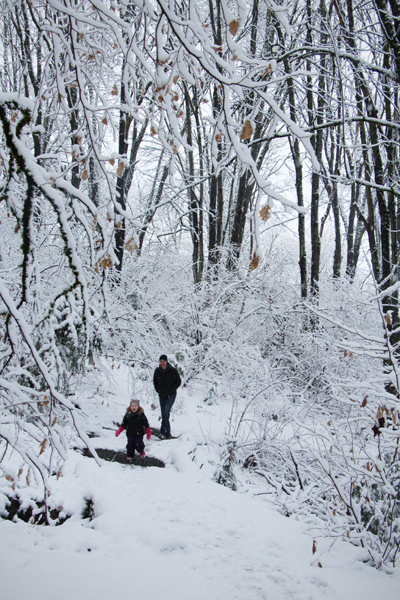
[146,427,151,440]
[115,426,124,437]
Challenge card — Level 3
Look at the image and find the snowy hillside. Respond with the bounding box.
[1,364,399,600]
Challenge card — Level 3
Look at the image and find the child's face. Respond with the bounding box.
[131,402,139,412]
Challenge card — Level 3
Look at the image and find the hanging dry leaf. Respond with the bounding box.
[154,85,166,94]
[117,161,125,177]
[102,116,108,125]
[81,169,89,181]
[101,256,113,269]
[260,205,271,221]
[361,395,368,407]
[51,417,57,427]
[312,540,317,555]
[111,84,118,96]
[11,112,18,122]
[39,438,48,455]
[215,133,223,143]
[264,63,273,76]
[108,158,115,166]
[385,313,392,325]
[176,111,183,118]
[240,120,253,141]
[150,126,157,136]
[173,75,179,84]
[250,253,260,271]
[229,20,240,36]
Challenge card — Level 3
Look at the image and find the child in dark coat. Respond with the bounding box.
[115,399,151,460]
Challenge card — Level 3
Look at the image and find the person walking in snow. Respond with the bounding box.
[153,354,181,439]
[115,399,151,461]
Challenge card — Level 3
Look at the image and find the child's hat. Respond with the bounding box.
[130,398,140,405]
[159,354,168,361]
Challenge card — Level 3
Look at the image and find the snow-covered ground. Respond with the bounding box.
[1,364,399,600]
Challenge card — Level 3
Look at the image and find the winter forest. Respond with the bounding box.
[1,0,400,593]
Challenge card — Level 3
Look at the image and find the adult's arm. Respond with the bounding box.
[173,367,181,392]
[153,369,160,393]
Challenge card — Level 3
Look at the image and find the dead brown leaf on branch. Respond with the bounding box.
[240,120,253,141]
[260,205,271,221]
[250,253,260,271]
[125,237,138,252]
[229,20,240,36]
[117,161,125,177]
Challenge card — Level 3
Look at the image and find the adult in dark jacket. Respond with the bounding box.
[153,354,181,438]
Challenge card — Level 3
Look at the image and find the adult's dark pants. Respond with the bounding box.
[159,394,176,437]
[126,437,145,457]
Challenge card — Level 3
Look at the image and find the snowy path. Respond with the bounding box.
[1,369,399,600]
[1,443,399,600]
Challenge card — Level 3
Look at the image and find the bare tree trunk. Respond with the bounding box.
[287,64,307,299]
[185,84,205,283]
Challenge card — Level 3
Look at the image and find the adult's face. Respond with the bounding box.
[160,359,167,370]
